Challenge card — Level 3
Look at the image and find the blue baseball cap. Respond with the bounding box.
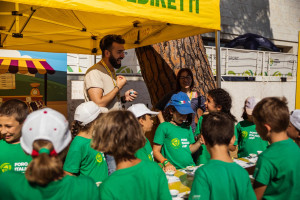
[166,92,194,115]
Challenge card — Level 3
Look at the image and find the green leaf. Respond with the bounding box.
[228,71,236,75]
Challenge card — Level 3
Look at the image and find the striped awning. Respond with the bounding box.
[0,57,55,75]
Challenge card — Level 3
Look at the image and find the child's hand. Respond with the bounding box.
[196,136,204,145]
[163,163,176,172]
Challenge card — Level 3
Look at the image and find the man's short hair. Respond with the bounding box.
[99,34,125,56]
[201,112,234,147]
[253,97,289,132]
[0,99,29,123]
[91,110,145,161]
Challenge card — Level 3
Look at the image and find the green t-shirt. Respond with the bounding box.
[63,136,108,182]
[236,120,268,158]
[135,138,154,161]
[154,122,195,169]
[0,140,32,174]
[194,116,210,165]
[189,160,256,200]
[0,172,99,200]
[194,116,238,165]
[99,160,171,200]
[253,139,300,200]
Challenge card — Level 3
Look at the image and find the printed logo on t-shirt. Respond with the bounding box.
[181,138,190,148]
[148,151,154,161]
[249,131,260,140]
[0,163,12,173]
[1,162,28,173]
[14,162,28,172]
[242,131,248,139]
[95,153,104,164]
[171,138,181,149]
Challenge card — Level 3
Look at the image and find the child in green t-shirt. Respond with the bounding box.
[91,110,171,200]
[0,99,32,174]
[193,88,237,165]
[63,101,108,183]
[128,103,159,162]
[236,97,268,158]
[287,110,300,147]
[189,112,256,200]
[252,97,300,200]
[153,92,202,170]
[0,108,99,200]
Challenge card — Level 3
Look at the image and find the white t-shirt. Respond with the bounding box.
[84,62,121,110]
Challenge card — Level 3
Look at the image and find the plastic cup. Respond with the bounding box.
[249,153,256,158]
[257,151,262,155]
[165,170,175,176]
[186,166,194,173]
[170,189,179,197]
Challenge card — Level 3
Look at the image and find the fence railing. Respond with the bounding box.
[205,46,298,77]
[67,47,298,78]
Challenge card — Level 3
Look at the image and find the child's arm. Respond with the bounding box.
[253,181,267,200]
[189,138,203,153]
[157,111,165,123]
[64,171,77,176]
[252,156,272,200]
[153,144,176,171]
[229,126,239,152]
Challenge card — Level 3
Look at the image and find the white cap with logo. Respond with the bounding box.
[128,103,159,118]
[21,108,72,155]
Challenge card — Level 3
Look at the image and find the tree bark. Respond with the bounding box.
[135,34,216,145]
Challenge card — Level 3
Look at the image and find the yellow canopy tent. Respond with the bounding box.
[0,0,222,84]
[0,0,220,53]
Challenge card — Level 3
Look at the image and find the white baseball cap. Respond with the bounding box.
[74,101,108,126]
[128,103,159,118]
[290,110,300,130]
[245,96,260,115]
[21,108,72,155]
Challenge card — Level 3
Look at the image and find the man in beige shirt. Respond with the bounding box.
[84,35,138,174]
[84,34,137,110]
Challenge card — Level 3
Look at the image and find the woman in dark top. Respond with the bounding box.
[155,68,205,132]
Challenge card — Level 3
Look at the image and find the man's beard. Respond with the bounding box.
[109,55,122,69]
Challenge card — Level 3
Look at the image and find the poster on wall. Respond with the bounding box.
[67,49,141,74]
[0,49,67,104]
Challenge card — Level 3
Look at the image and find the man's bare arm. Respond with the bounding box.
[88,87,119,107]
[88,75,127,107]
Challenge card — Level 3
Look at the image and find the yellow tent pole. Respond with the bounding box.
[26,15,84,31]
[296,31,300,109]
[0,30,13,36]
[15,3,19,33]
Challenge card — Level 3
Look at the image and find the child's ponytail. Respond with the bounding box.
[25,140,66,186]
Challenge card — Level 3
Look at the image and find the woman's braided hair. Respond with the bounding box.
[208,88,237,122]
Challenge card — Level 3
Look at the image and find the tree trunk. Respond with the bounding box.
[135,34,216,145]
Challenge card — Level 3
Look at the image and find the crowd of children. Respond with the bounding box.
[0,86,300,199]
